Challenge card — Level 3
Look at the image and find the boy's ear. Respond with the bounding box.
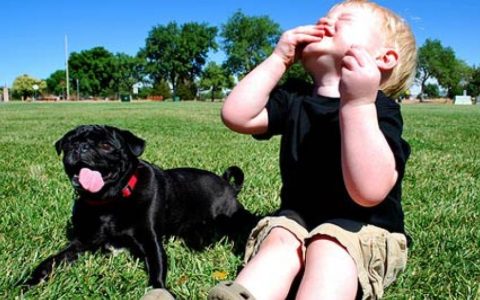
[376,48,398,71]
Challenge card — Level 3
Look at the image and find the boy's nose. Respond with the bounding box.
[317,17,334,26]
[316,17,335,36]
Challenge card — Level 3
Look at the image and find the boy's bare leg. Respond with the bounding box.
[296,235,358,300]
[235,227,304,299]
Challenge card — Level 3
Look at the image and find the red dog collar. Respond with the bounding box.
[121,171,138,198]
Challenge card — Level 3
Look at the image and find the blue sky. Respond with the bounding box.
[1,0,479,87]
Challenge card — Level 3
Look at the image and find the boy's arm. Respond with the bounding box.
[221,54,286,135]
[221,26,323,135]
[339,46,398,207]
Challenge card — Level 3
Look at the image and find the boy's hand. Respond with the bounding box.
[273,25,323,67]
[339,45,381,106]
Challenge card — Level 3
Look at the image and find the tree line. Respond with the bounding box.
[416,39,479,100]
[7,11,479,101]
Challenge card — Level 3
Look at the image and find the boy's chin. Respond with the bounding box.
[300,43,337,63]
[301,47,332,63]
[301,43,345,66]
[301,53,339,75]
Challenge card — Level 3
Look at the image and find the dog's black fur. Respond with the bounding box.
[22,125,256,293]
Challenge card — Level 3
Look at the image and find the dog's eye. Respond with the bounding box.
[99,143,113,151]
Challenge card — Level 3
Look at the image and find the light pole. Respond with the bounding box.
[65,35,70,100]
[76,78,80,100]
[3,84,9,102]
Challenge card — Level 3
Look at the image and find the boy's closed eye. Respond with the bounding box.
[338,13,354,22]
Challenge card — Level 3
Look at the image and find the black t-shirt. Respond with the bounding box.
[254,86,410,234]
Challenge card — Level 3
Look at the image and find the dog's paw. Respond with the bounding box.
[15,276,43,290]
[104,244,127,257]
[140,288,175,300]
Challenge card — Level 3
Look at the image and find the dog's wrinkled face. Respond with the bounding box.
[55,125,145,197]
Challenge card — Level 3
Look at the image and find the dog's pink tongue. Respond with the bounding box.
[79,168,105,193]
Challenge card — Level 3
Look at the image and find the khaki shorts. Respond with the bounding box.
[244,216,408,299]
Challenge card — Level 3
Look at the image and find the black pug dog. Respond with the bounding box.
[22,124,256,296]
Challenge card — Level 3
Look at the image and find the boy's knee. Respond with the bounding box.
[244,216,309,264]
[260,227,305,270]
[307,233,347,251]
[261,227,303,254]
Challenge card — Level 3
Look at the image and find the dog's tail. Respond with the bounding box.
[222,166,244,195]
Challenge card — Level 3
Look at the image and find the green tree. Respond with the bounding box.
[110,53,144,98]
[180,23,218,82]
[68,47,115,98]
[424,83,440,98]
[466,66,480,98]
[46,70,66,97]
[199,62,234,102]
[221,11,281,78]
[442,58,471,98]
[140,22,217,98]
[12,74,46,100]
[416,39,468,99]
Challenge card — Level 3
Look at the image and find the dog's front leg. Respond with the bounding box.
[137,232,168,289]
[22,240,89,287]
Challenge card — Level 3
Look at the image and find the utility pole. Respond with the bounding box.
[76,78,80,100]
[3,84,9,102]
[65,34,70,100]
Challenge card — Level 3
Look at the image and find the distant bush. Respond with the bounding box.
[152,80,172,99]
[176,80,197,100]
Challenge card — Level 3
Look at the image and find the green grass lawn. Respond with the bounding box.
[1,101,479,299]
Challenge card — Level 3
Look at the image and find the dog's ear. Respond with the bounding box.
[54,128,77,155]
[55,130,75,155]
[54,126,81,155]
[54,138,64,155]
[118,129,146,157]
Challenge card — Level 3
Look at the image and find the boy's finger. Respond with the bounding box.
[341,54,358,71]
[343,48,360,68]
[294,25,325,37]
[346,48,363,68]
[295,33,323,44]
[349,45,375,67]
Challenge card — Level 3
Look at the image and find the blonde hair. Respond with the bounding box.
[339,0,417,98]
